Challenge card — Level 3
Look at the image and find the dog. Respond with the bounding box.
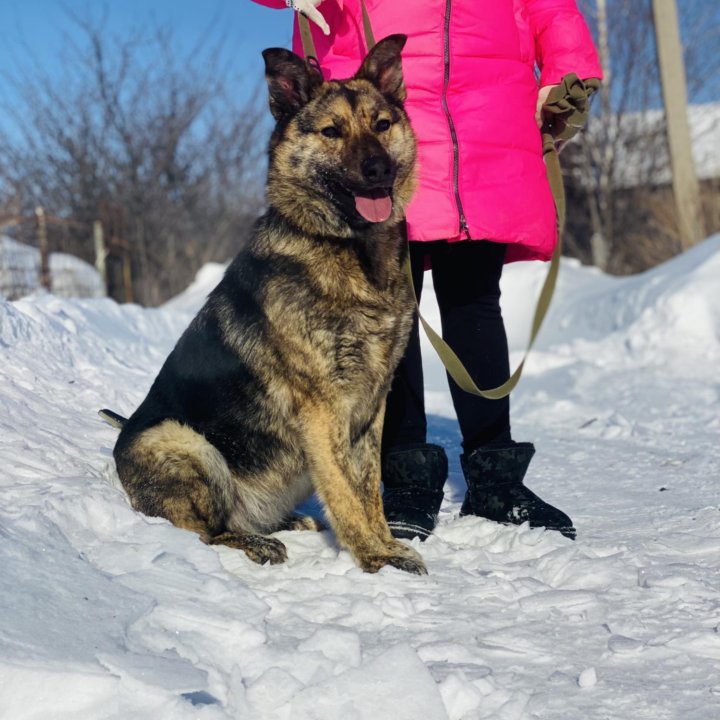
[112,35,426,574]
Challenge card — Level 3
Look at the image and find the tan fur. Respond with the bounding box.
[125,421,312,537]
[268,81,417,240]
[113,36,426,574]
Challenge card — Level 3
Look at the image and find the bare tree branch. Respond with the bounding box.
[0,13,267,305]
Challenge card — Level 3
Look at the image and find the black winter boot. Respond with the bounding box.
[382,444,448,541]
[460,442,576,540]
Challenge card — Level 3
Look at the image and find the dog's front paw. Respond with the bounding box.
[357,551,427,575]
[386,538,424,562]
[209,532,288,565]
[384,554,428,575]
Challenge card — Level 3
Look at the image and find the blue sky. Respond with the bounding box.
[0,1,716,123]
[0,1,292,109]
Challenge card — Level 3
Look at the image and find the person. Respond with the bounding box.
[252,0,602,541]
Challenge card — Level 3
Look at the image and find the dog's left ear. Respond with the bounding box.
[263,48,324,121]
[355,34,408,104]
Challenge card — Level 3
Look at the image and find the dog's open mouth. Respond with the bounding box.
[354,189,393,223]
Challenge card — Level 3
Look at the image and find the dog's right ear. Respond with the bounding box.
[263,48,323,121]
[355,34,408,104]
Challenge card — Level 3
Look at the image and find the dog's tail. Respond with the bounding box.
[98,408,127,429]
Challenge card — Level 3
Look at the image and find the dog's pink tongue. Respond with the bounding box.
[354,193,393,223]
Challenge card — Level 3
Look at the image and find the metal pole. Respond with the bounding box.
[652,0,706,249]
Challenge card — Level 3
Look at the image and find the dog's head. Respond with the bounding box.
[262,35,416,237]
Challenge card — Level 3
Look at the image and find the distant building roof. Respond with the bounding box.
[582,102,720,188]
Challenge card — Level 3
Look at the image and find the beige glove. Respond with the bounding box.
[285,0,330,36]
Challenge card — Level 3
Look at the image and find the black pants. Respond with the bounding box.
[382,240,512,455]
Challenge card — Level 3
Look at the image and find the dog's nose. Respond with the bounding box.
[361,155,393,185]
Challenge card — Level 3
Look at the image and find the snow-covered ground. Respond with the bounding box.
[0,235,105,301]
[1,236,719,720]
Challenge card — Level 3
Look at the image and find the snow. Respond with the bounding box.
[1,235,719,719]
[0,234,105,301]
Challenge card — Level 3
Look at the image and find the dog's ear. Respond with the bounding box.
[263,48,323,121]
[354,34,407,104]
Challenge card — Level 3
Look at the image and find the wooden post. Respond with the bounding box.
[35,206,51,291]
[116,208,134,304]
[652,0,706,249]
[93,220,108,295]
[122,248,134,304]
[590,0,613,271]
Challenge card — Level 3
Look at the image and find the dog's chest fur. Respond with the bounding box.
[219,216,415,415]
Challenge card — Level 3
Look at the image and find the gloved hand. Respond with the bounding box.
[535,84,559,128]
[285,0,330,36]
[539,75,601,139]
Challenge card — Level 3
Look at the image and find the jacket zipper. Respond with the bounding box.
[441,0,470,239]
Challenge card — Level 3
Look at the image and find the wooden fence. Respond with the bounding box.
[0,207,133,302]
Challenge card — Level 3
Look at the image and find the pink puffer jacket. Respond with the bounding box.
[253,0,602,262]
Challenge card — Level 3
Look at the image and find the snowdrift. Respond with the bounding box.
[1,237,719,719]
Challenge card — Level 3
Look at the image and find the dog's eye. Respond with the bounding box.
[321,126,341,139]
[375,119,391,132]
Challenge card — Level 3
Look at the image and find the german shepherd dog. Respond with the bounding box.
[112,35,426,574]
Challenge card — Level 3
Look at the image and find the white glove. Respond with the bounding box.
[285,0,330,36]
